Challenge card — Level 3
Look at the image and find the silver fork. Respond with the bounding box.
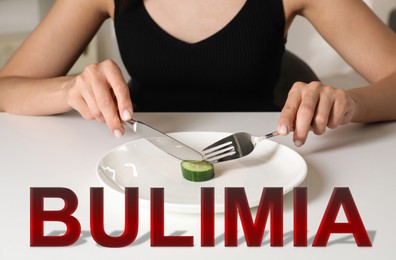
[202,131,279,163]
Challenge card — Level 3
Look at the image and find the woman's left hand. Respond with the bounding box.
[277,81,357,147]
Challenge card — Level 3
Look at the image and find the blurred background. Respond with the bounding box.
[0,0,395,89]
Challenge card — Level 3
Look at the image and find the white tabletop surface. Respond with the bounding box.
[1,111,395,259]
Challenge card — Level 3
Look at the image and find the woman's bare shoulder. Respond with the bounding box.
[102,0,117,19]
[82,0,115,19]
[61,0,114,19]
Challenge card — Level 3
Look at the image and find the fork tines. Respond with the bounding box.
[202,141,237,163]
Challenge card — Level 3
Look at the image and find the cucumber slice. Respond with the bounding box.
[181,160,215,182]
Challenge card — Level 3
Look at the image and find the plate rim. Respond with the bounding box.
[96,131,308,214]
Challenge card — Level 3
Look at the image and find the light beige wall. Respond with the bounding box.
[0,0,40,33]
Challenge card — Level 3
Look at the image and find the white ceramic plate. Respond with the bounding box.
[97,132,307,214]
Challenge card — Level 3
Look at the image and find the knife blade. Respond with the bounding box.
[124,119,203,161]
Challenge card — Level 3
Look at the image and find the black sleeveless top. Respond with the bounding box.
[114,0,286,112]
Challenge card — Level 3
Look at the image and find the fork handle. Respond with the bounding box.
[255,127,313,144]
[264,131,279,139]
[253,131,279,144]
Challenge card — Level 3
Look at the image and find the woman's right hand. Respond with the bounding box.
[66,59,133,138]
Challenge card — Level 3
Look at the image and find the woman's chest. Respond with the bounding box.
[142,0,249,44]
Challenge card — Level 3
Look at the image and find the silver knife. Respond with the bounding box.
[124,119,203,161]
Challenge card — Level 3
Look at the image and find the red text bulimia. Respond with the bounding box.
[30,187,372,247]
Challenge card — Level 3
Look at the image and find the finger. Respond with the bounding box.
[71,96,94,120]
[277,83,303,135]
[80,83,105,123]
[102,60,133,121]
[90,72,124,137]
[293,88,320,146]
[328,89,349,128]
[311,92,334,135]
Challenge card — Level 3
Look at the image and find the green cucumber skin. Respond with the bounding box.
[181,160,214,182]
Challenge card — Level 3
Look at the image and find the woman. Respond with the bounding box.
[0,0,395,147]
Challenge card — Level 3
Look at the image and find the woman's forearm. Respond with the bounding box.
[348,71,396,123]
[0,76,73,115]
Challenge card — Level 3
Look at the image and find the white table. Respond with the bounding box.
[1,111,395,259]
